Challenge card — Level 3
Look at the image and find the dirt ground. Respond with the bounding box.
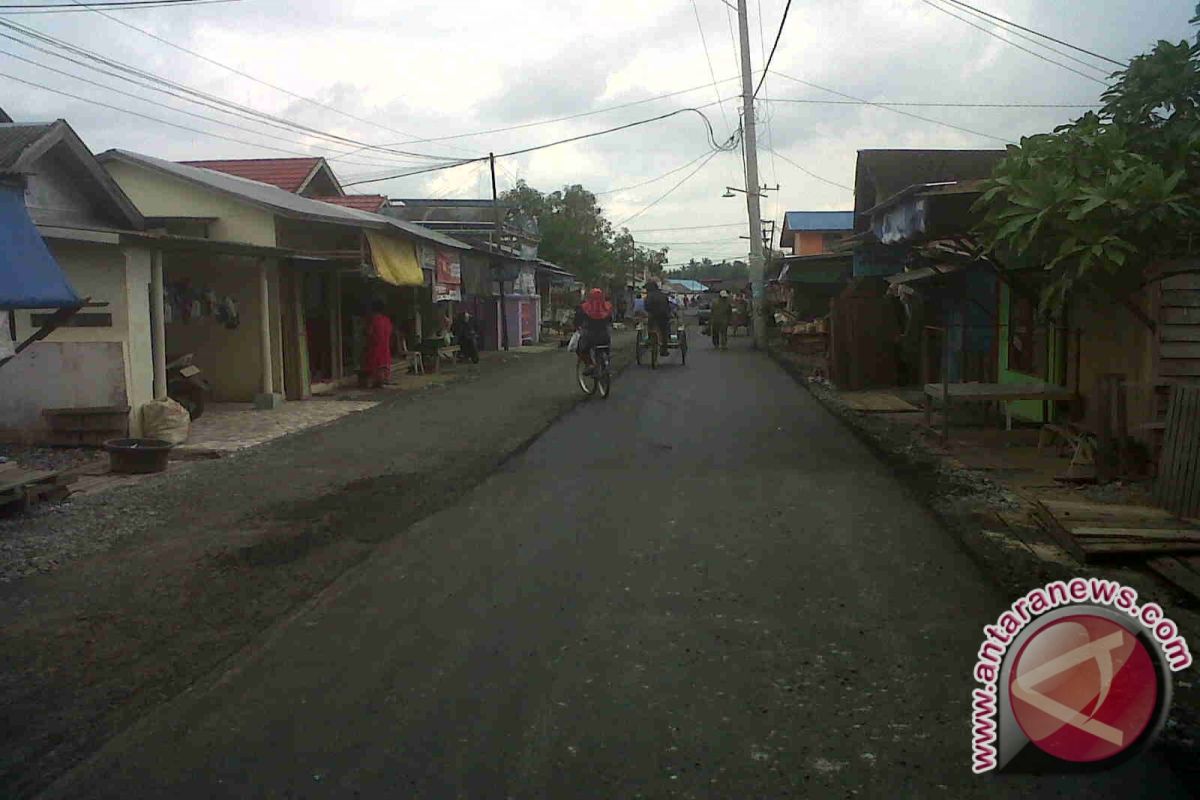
[769,346,1200,779]
[0,335,632,799]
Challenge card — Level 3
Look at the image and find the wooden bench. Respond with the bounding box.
[923,381,1076,439]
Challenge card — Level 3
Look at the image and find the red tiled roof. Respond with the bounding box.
[179,157,322,193]
[312,194,388,213]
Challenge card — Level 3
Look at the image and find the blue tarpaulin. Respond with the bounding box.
[0,183,80,310]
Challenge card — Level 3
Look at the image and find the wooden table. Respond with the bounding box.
[923,381,1076,439]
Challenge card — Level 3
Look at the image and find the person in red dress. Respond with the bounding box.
[362,299,394,388]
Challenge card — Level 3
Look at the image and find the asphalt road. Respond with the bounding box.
[43,332,1193,799]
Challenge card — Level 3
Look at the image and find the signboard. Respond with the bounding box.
[434,283,461,302]
[513,265,536,297]
[435,249,462,286]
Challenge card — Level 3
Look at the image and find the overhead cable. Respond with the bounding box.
[0,0,235,12]
[753,0,792,99]
[0,19,461,164]
[765,146,853,192]
[921,0,1108,85]
[941,0,1125,67]
[614,149,722,228]
[770,69,1012,143]
[595,149,718,196]
[690,0,734,137]
[61,0,466,152]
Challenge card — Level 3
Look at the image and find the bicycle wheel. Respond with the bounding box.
[650,331,659,370]
[635,331,643,365]
[576,358,596,395]
[680,332,688,365]
[597,353,612,398]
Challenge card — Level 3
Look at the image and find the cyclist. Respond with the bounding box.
[644,280,672,357]
[574,288,613,377]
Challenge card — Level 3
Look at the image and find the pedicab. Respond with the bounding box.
[635,314,688,369]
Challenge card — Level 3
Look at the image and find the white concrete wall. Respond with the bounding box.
[0,239,151,438]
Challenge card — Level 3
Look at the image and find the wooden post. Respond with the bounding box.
[254,258,281,409]
[149,249,167,400]
[490,153,509,351]
[330,272,343,380]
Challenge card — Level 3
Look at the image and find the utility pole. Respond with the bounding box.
[489,152,509,351]
[736,0,767,349]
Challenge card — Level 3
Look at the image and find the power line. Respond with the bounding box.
[689,0,734,137]
[329,75,744,156]
[634,237,743,245]
[0,20,460,165]
[921,0,1108,85]
[0,69,466,164]
[595,149,716,196]
[615,149,722,228]
[753,0,791,99]
[0,45,437,168]
[940,0,1125,67]
[61,0,469,155]
[765,146,853,192]
[345,106,738,188]
[0,0,234,12]
[769,97,1099,108]
[628,222,746,232]
[934,0,1111,75]
[0,0,221,7]
[770,69,1012,143]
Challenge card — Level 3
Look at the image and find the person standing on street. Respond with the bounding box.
[710,290,732,349]
[452,311,481,364]
[362,299,394,388]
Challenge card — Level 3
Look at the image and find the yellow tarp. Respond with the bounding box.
[365,231,423,287]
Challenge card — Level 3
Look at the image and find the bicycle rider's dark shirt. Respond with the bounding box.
[574,306,611,347]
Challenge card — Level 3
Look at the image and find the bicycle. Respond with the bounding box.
[576,344,611,398]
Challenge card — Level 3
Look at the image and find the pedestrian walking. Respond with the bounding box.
[710,290,732,349]
[452,311,481,364]
[362,299,394,388]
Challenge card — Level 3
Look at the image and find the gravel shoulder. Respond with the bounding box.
[0,334,633,799]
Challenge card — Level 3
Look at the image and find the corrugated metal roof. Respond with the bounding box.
[179,157,321,193]
[853,149,1005,232]
[0,123,56,173]
[100,150,469,250]
[781,211,854,233]
[313,195,387,213]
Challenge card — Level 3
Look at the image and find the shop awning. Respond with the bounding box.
[365,231,423,287]
[0,183,81,310]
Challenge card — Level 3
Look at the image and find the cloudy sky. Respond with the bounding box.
[1,0,1194,265]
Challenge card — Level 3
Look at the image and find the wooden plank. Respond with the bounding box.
[0,469,58,495]
[840,391,920,413]
[1080,541,1200,556]
[1070,527,1200,542]
[1160,342,1200,360]
[1161,290,1200,307]
[1031,500,1086,561]
[1163,307,1200,325]
[1160,325,1200,343]
[1182,388,1200,517]
[1158,360,1200,377]
[1040,499,1177,521]
[1147,556,1200,602]
[1163,272,1200,291]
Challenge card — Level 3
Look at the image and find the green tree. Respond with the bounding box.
[974,36,1200,312]
[501,180,668,290]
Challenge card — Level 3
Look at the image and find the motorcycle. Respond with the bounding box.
[166,353,211,420]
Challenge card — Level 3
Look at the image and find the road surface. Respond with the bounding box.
[44,332,1192,798]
